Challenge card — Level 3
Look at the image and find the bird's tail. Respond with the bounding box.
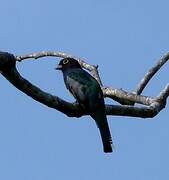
[91,112,113,153]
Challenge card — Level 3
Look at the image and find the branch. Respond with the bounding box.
[0,51,168,120]
[16,51,169,111]
[102,87,154,105]
[102,52,169,106]
[16,51,103,86]
[106,104,160,118]
[134,52,169,95]
[0,52,85,117]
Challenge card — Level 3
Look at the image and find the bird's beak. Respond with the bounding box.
[55,64,62,70]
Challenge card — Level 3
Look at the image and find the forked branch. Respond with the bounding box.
[0,51,168,119]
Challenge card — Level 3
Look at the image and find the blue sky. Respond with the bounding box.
[0,0,169,179]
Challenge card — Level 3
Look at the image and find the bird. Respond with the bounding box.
[56,58,112,153]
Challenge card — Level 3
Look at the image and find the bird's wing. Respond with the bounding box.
[65,69,113,152]
[65,69,97,103]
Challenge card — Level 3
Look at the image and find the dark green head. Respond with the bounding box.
[56,58,82,71]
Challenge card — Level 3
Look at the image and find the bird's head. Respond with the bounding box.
[55,58,82,71]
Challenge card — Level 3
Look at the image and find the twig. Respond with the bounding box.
[103,52,169,105]
[16,51,76,61]
[16,51,103,86]
[134,52,169,95]
[158,84,169,101]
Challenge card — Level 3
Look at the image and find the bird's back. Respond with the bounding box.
[63,68,104,111]
[62,67,112,152]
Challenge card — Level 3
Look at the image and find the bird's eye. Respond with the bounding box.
[63,59,69,64]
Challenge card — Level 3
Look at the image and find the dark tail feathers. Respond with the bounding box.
[91,112,113,153]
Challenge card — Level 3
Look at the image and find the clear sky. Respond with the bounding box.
[0,0,169,180]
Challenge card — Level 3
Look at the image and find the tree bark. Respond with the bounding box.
[0,51,168,119]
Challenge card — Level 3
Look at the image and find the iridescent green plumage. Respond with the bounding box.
[56,58,112,153]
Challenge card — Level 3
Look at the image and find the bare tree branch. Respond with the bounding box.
[16,51,169,114]
[17,51,169,106]
[102,52,169,105]
[106,104,160,118]
[134,52,169,95]
[158,84,169,101]
[0,51,167,120]
[16,51,103,86]
[102,87,154,105]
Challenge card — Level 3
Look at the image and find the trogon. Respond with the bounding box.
[56,58,112,153]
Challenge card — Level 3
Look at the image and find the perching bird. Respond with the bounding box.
[56,58,112,153]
